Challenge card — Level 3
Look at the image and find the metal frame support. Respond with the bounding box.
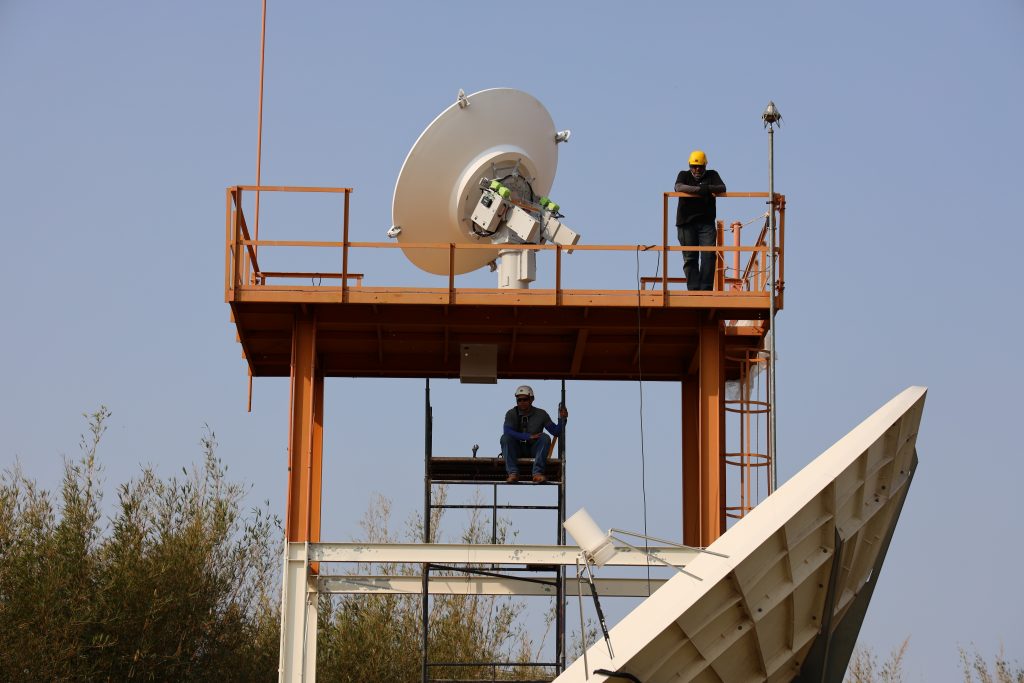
[681,379,700,547]
[279,543,318,682]
[422,378,431,683]
[420,380,570,682]
[556,378,567,672]
[280,313,324,683]
[682,319,726,546]
[286,314,324,542]
[794,452,919,683]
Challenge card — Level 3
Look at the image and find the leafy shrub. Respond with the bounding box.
[0,408,280,682]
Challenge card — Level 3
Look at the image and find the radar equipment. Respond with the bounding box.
[392,88,581,288]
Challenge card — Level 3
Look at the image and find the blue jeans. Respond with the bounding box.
[677,221,716,291]
[501,433,551,475]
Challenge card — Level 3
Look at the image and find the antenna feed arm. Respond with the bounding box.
[541,210,580,248]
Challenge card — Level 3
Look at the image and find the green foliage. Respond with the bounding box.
[0,408,554,681]
[0,408,280,682]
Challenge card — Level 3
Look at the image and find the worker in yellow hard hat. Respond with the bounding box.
[674,150,727,291]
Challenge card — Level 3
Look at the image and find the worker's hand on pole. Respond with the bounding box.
[559,404,569,419]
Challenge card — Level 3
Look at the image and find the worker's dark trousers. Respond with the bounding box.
[678,221,716,291]
[500,433,551,476]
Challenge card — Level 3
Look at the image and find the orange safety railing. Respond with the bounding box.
[226,186,785,306]
[225,185,355,297]
[660,192,786,308]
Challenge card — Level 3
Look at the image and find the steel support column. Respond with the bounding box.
[286,314,324,543]
[682,379,700,547]
[682,320,726,547]
[279,545,317,683]
[698,319,725,545]
[280,313,323,683]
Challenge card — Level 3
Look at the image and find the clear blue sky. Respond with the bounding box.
[2,1,1021,678]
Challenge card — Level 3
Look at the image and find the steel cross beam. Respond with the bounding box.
[294,542,702,567]
[318,575,669,597]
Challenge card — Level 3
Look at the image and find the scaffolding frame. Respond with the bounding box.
[421,379,568,683]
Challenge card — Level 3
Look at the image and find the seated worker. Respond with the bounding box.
[501,385,568,483]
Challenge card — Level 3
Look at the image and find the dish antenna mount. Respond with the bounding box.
[391,88,580,288]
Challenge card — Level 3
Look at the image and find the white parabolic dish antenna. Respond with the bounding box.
[392,88,560,275]
[554,386,928,682]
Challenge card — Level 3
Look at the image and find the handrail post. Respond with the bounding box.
[731,221,742,292]
[662,193,669,306]
[225,188,233,299]
[342,190,350,302]
[448,244,455,304]
[234,188,245,291]
[759,247,766,293]
[555,244,562,305]
[715,220,725,291]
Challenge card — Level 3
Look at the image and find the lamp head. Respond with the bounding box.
[762,101,783,127]
[564,508,618,567]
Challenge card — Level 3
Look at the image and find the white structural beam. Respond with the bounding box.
[279,541,695,682]
[299,542,701,567]
[318,575,668,597]
[279,544,317,683]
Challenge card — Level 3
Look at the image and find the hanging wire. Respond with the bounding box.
[635,246,653,595]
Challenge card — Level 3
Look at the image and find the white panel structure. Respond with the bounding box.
[555,386,927,683]
[392,88,559,275]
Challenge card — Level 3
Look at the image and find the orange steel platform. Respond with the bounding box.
[231,299,772,381]
[225,186,785,547]
[226,187,784,384]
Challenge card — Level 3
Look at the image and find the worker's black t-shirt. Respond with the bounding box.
[675,168,726,226]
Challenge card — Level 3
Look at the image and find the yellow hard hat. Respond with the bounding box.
[689,150,707,166]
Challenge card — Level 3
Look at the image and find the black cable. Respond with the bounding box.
[635,247,651,596]
[594,670,641,682]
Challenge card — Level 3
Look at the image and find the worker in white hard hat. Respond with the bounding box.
[500,385,568,483]
[674,149,727,291]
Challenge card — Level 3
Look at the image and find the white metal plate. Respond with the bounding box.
[555,386,927,682]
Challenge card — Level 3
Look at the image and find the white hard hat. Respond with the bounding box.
[514,385,535,398]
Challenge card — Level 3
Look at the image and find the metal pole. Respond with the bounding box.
[557,378,567,673]
[422,378,431,683]
[762,102,781,493]
[768,125,777,492]
[254,0,267,259]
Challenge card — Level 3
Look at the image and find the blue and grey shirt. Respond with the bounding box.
[503,406,564,442]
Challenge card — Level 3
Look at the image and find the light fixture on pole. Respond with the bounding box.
[761,100,782,493]
[563,509,727,678]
